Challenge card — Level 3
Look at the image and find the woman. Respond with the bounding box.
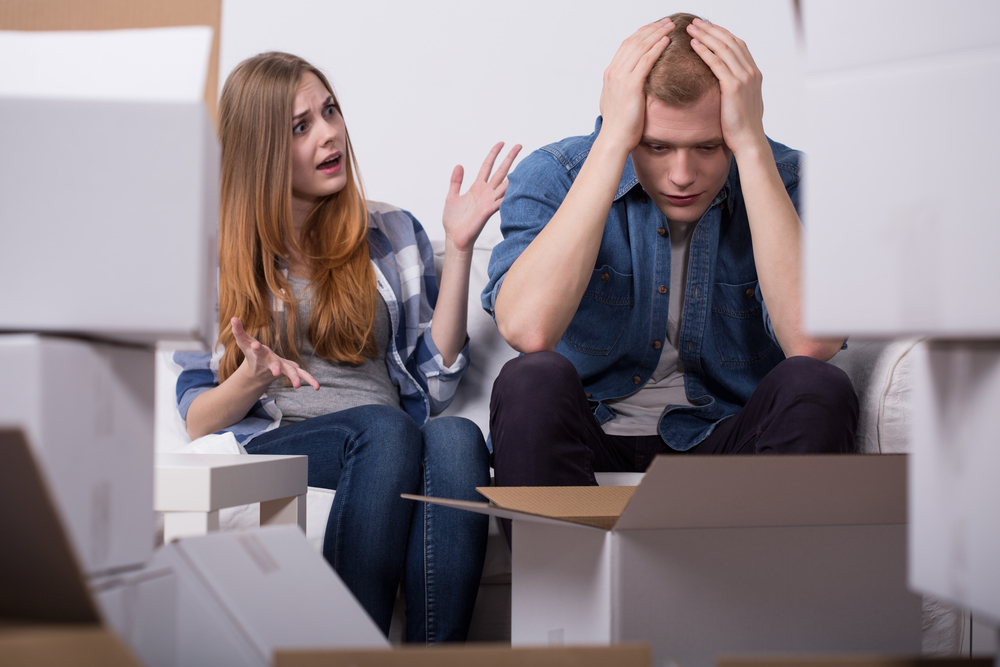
[174,51,520,642]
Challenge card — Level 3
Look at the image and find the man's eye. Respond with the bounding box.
[648,144,667,153]
[699,145,719,152]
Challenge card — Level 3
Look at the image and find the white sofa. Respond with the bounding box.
[154,242,964,651]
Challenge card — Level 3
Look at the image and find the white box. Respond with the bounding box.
[0,29,218,346]
[412,455,922,667]
[92,567,179,667]
[148,525,388,667]
[801,1,1000,336]
[0,334,154,575]
[909,341,1000,624]
[0,427,143,666]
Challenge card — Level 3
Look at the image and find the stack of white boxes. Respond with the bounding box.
[802,0,1000,658]
[0,27,387,666]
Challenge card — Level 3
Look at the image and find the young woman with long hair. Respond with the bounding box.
[173,51,520,642]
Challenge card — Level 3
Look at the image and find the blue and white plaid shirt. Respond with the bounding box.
[174,202,470,444]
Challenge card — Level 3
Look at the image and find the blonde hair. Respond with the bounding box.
[645,13,720,106]
[216,52,378,382]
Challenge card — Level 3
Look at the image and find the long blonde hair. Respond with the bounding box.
[216,52,378,382]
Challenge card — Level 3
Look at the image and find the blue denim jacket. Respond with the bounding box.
[482,117,803,451]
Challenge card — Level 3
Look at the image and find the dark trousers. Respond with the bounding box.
[489,352,859,543]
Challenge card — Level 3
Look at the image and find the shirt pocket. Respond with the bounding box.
[710,281,779,366]
[563,265,634,356]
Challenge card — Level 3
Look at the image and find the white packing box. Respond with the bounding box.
[800,1,1000,337]
[0,27,219,346]
[909,341,1000,625]
[411,454,922,667]
[0,334,154,575]
[146,525,388,667]
[0,427,142,666]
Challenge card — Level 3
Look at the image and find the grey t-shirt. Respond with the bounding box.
[268,274,400,423]
[601,217,696,436]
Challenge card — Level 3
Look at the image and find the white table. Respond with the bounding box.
[155,453,308,543]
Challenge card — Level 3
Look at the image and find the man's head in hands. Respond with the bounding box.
[631,13,732,224]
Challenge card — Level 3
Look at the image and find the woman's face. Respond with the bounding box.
[290,72,349,212]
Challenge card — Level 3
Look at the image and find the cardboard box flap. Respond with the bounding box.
[0,428,100,624]
[615,454,907,531]
[477,486,636,530]
[401,495,611,529]
[0,26,212,103]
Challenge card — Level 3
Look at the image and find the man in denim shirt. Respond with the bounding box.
[483,14,857,533]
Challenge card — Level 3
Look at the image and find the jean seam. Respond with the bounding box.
[330,428,359,572]
[422,460,433,643]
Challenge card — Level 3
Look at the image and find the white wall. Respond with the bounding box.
[220,0,804,244]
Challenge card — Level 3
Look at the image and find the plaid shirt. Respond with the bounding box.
[174,201,470,444]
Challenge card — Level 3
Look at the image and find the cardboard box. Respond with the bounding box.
[0,427,142,667]
[801,1,1000,337]
[409,454,922,667]
[0,26,219,346]
[276,644,651,666]
[0,334,154,575]
[146,525,388,667]
[909,341,1000,625]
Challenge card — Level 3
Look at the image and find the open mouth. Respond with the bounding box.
[317,154,341,171]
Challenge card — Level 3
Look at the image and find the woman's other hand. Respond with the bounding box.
[231,316,319,390]
[442,142,522,252]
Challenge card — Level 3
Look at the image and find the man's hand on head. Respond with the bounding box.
[597,18,673,154]
[687,18,768,158]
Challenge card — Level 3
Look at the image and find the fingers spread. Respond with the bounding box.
[476,141,505,182]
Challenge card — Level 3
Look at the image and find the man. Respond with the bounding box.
[482,14,858,512]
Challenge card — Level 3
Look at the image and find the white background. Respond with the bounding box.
[219,0,804,244]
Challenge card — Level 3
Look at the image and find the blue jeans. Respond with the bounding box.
[244,404,490,642]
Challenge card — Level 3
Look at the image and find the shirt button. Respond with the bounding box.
[640,196,648,203]
[585,393,593,399]
[657,227,666,236]
[658,285,667,294]
[601,273,610,282]
[653,341,662,349]
[745,288,754,296]
[687,341,693,351]
[633,375,641,385]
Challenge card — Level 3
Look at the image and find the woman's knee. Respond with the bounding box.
[421,417,490,486]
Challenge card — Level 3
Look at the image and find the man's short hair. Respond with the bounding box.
[645,12,719,106]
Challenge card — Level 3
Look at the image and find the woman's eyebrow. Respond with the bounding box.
[292,97,334,122]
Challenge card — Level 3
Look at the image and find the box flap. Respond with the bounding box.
[477,486,636,530]
[0,26,211,103]
[0,428,100,624]
[615,454,907,530]
[401,495,593,529]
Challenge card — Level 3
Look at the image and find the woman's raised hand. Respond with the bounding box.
[231,316,319,390]
[442,142,522,252]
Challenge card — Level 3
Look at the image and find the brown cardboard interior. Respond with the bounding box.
[0,624,141,667]
[0,428,99,624]
[276,644,650,667]
[0,0,222,122]
[477,485,636,530]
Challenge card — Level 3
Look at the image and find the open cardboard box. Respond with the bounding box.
[276,644,650,666]
[407,454,923,667]
[0,428,142,666]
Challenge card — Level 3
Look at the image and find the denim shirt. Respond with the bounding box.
[482,117,803,451]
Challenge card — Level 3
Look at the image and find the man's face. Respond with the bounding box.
[630,90,732,224]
